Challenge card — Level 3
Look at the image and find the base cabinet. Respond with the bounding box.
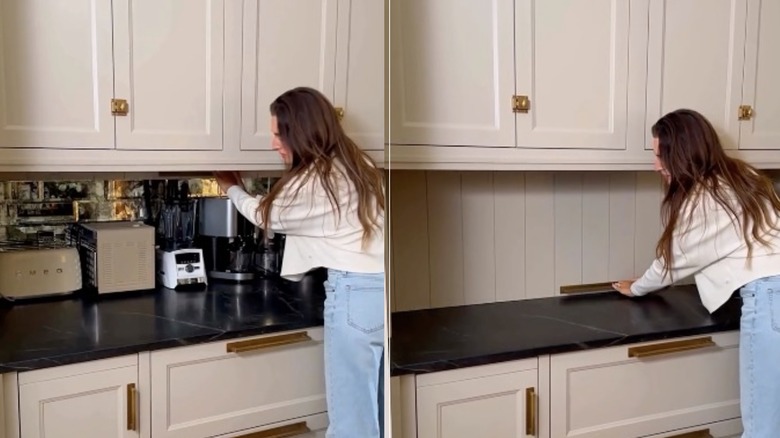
[415,358,542,438]
[17,356,144,438]
[400,331,741,438]
[150,328,326,438]
[2,328,328,438]
[549,331,740,438]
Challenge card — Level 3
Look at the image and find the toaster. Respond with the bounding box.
[0,245,82,300]
[76,222,156,294]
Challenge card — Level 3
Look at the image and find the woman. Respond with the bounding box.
[214,87,386,438]
[612,109,780,437]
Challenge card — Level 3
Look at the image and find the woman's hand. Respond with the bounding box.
[214,171,242,194]
[612,280,636,297]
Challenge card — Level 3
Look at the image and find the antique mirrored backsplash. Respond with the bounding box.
[0,176,276,242]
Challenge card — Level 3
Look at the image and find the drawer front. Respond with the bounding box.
[216,412,328,438]
[550,331,740,438]
[645,417,742,438]
[151,328,326,438]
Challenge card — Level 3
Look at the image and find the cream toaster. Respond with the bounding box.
[0,245,82,300]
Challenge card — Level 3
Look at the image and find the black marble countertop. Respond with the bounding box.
[390,285,742,376]
[0,276,324,373]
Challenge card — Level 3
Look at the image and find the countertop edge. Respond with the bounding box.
[389,323,739,377]
[0,321,324,374]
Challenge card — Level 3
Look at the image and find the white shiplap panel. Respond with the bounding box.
[553,173,583,293]
[389,170,431,311]
[634,171,664,276]
[388,170,667,311]
[524,173,556,298]
[608,173,637,280]
[426,171,464,307]
[581,172,611,283]
[461,172,496,304]
[494,172,526,302]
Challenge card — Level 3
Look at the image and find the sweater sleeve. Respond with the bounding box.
[630,193,725,296]
[225,181,333,237]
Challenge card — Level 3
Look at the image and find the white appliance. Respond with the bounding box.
[156,247,208,289]
[0,244,82,300]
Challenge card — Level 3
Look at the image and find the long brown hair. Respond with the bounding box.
[652,109,780,279]
[258,87,384,247]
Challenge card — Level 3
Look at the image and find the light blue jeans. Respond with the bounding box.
[323,269,385,438]
[739,274,780,437]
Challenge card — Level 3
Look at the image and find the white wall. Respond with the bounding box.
[388,170,668,312]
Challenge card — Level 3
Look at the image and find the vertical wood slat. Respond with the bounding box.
[581,173,611,283]
[389,170,666,311]
[461,172,496,304]
[524,173,556,299]
[634,171,664,276]
[494,172,526,302]
[389,170,431,311]
[608,172,637,280]
[426,172,464,308]
[553,172,583,293]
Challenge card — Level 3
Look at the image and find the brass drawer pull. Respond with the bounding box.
[628,336,716,358]
[126,383,137,431]
[226,331,312,354]
[667,428,713,438]
[237,421,311,437]
[525,387,537,436]
[560,281,615,294]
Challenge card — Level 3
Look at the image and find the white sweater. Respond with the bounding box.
[631,186,780,313]
[225,169,384,281]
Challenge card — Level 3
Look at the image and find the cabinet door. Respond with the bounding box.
[549,331,740,438]
[112,0,225,151]
[738,0,780,150]
[334,0,385,152]
[417,367,539,438]
[150,328,326,438]
[19,358,141,438]
[515,0,631,150]
[0,0,115,149]
[389,0,516,148]
[645,0,747,150]
[239,0,338,151]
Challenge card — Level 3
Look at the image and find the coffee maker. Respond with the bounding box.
[198,197,259,281]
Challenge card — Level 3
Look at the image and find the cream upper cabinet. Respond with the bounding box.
[334,0,385,151]
[645,0,780,152]
[390,0,633,150]
[112,0,225,151]
[390,0,516,147]
[514,0,630,150]
[0,0,115,150]
[239,0,338,151]
[738,0,780,150]
[645,0,747,150]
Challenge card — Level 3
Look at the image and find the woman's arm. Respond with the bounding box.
[630,194,726,296]
[224,180,341,237]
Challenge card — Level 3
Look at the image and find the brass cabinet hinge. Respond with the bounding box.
[335,106,345,122]
[512,95,530,113]
[112,98,129,116]
[738,104,753,121]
